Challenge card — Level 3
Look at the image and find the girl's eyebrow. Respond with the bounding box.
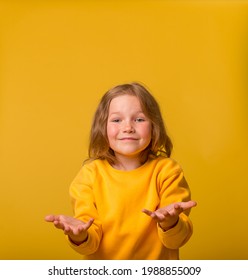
[109,110,145,116]
[108,112,120,115]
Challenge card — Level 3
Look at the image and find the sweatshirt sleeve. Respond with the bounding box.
[157,160,194,249]
[67,163,103,255]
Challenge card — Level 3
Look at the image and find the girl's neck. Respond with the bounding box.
[112,153,149,171]
[112,160,141,171]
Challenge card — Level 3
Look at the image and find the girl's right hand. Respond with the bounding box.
[45,214,94,245]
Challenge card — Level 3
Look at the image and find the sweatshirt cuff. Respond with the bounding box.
[66,229,98,255]
[157,213,192,249]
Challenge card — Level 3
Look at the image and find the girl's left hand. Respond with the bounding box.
[142,200,197,231]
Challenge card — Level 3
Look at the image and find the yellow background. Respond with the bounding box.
[1,0,248,259]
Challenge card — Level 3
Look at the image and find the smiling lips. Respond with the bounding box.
[119,137,138,141]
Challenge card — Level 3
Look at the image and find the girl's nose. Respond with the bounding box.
[123,121,134,133]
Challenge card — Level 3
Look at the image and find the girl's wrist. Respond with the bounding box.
[68,233,88,246]
[159,218,179,232]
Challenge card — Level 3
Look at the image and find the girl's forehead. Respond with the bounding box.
[110,94,140,104]
[109,95,142,110]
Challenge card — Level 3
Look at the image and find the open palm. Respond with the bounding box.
[45,214,94,245]
[142,200,197,231]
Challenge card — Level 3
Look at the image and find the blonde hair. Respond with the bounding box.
[87,82,173,165]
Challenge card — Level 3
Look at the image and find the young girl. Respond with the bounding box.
[45,82,197,260]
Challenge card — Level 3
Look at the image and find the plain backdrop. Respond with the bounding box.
[0,0,248,259]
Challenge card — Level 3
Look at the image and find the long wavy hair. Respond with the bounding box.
[86,82,173,165]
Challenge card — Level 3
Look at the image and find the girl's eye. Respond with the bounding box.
[135,118,145,122]
[112,119,121,123]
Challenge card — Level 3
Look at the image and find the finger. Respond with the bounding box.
[45,215,56,222]
[64,225,72,234]
[53,220,66,231]
[155,210,170,221]
[142,209,154,217]
[71,219,94,235]
[73,224,87,235]
[189,200,197,207]
[46,214,64,223]
[84,218,94,229]
[173,203,184,214]
[142,209,151,214]
[179,200,197,210]
[142,209,168,222]
[79,218,94,232]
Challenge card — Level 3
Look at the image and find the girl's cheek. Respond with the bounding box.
[107,124,118,137]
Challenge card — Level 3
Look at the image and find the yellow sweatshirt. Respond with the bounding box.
[68,156,193,260]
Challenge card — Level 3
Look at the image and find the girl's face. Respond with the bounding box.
[107,95,152,166]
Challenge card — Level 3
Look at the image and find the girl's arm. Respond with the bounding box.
[68,163,103,255]
[143,160,197,249]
